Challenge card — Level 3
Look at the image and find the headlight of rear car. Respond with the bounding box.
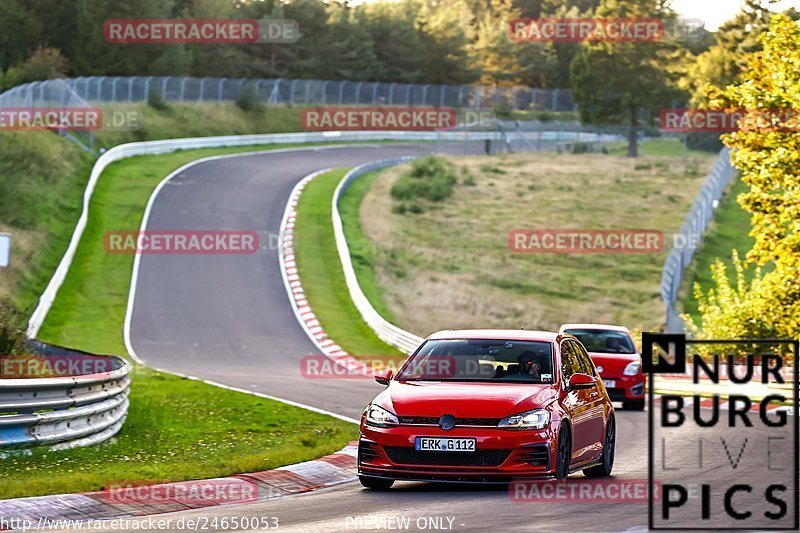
[497,409,550,430]
[623,361,642,376]
[365,405,399,427]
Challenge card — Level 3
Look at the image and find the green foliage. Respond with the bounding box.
[235,82,263,112]
[0,298,26,355]
[570,0,687,156]
[390,156,457,203]
[15,47,69,82]
[689,14,800,340]
[147,88,169,110]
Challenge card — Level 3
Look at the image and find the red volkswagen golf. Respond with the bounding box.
[358,329,615,489]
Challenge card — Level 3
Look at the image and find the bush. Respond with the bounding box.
[0,298,26,355]
[236,82,264,112]
[686,132,724,153]
[16,47,69,82]
[390,156,457,202]
[147,88,169,110]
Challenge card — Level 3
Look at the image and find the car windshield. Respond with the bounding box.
[565,329,636,354]
[395,339,554,383]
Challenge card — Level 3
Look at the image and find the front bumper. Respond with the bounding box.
[358,424,558,481]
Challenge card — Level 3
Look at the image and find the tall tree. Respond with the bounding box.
[570,0,684,156]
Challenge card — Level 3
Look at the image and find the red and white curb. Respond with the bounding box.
[278,168,375,377]
[0,442,358,528]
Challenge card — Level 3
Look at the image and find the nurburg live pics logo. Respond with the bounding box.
[644,333,799,530]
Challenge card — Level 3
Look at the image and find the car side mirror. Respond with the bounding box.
[567,373,595,391]
[375,369,393,386]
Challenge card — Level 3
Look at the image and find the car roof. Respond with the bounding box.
[426,329,559,343]
[559,323,632,334]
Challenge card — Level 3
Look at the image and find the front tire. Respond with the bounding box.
[555,424,571,481]
[623,399,645,411]
[359,476,394,490]
[584,416,615,478]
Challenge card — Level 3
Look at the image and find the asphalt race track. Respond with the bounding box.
[55,144,792,532]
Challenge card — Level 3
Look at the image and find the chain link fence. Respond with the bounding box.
[661,147,735,333]
[0,76,576,112]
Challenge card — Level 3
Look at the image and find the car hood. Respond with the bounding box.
[587,351,640,375]
[375,381,558,418]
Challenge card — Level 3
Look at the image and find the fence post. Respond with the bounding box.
[354,81,362,104]
[218,78,226,102]
[388,83,396,105]
[338,81,345,104]
[289,79,298,104]
[458,85,465,106]
[421,84,430,106]
[144,76,153,101]
[552,88,559,112]
[476,86,481,110]
[405,84,412,106]
[179,77,188,101]
[439,85,446,107]
[111,77,120,101]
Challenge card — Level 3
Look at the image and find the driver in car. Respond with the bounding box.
[517,351,542,379]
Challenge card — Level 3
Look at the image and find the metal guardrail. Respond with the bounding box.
[661,147,736,333]
[332,158,426,354]
[0,77,576,112]
[0,345,131,451]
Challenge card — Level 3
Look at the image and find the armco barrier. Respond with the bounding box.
[660,147,735,332]
[332,158,425,354]
[0,344,131,451]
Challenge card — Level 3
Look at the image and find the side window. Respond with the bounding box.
[572,341,596,377]
[560,341,578,381]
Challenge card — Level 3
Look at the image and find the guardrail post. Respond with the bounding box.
[218,77,226,102]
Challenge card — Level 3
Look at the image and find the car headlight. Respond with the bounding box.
[497,409,550,430]
[364,405,399,427]
[623,361,642,376]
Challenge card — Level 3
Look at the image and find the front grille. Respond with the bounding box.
[517,444,549,467]
[385,447,511,467]
[398,416,501,427]
[358,440,382,463]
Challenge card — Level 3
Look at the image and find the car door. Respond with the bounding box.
[559,340,593,465]
[572,340,606,462]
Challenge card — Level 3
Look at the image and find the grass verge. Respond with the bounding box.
[679,178,755,321]
[0,365,355,499]
[293,169,404,360]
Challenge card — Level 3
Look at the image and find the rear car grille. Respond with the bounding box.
[398,416,501,427]
[516,444,549,467]
[384,447,511,467]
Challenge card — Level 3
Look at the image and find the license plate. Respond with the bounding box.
[415,437,475,452]
[603,380,616,388]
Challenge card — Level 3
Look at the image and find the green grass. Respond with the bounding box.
[340,171,400,323]
[607,137,715,158]
[0,366,355,500]
[92,103,305,149]
[679,178,756,321]
[294,169,404,360]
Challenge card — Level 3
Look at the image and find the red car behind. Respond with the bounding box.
[559,324,646,410]
[358,329,615,489]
